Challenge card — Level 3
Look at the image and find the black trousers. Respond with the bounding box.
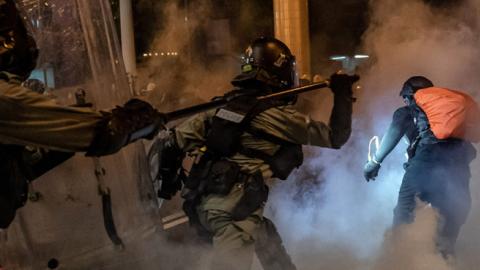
[393,141,475,256]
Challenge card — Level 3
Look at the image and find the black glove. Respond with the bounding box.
[158,170,185,200]
[86,99,166,156]
[111,98,165,140]
[364,160,381,182]
[152,134,186,200]
[329,72,360,96]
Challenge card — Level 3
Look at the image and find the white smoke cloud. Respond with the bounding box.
[138,0,238,112]
[266,0,480,270]
[136,1,480,269]
[373,203,451,270]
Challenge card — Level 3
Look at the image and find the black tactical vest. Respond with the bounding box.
[204,90,303,180]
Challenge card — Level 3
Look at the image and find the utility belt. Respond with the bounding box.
[181,155,268,223]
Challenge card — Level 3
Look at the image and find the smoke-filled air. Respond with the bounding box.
[265,0,480,270]
[136,0,480,269]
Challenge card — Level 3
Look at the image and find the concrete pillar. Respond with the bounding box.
[120,0,137,95]
[273,0,311,79]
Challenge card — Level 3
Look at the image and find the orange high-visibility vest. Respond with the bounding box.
[414,87,480,142]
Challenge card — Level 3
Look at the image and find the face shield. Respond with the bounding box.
[15,0,130,108]
[235,40,298,90]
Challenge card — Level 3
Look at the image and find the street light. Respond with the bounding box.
[329,56,348,61]
[354,54,369,59]
[329,54,369,74]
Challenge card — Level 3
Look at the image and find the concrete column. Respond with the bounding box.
[120,0,137,95]
[273,0,311,79]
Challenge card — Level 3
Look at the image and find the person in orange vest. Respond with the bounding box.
[364,76,477,258]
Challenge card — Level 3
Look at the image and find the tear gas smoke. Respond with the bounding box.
[140,0,480,269]
[136,1,266,268]
[265,0,480,270]
[373,204,451,270]
[138,0,238,112]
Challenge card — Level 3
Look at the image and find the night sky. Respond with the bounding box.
[129,0,461,73]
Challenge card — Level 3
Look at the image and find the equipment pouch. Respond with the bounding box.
[181,157,213,201]
[231,171,268,221]
[205,160,240,196]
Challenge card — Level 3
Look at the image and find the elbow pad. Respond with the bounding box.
[86,99,163,156]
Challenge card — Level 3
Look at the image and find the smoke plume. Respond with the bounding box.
[265,0,480,270]
[137,0,480,269]
[138,0,241,112]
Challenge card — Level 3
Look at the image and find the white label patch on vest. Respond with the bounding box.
[216,109,245,123]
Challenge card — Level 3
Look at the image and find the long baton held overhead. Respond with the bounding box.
[163,80,330,122]
[152,80,329,230]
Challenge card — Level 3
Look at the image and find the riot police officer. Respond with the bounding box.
[0,0,161,228]
[156,37,359,270]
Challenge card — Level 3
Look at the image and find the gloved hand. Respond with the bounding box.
[86,99,166,156]
[329,72,360,96]
[364,160,381,182]
[113,98,166,140]
[158,174,184,200]
[153,134,185,200]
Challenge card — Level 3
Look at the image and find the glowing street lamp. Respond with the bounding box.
[354,54,369,59]
[329,56,348,61]
[329,54,369,74]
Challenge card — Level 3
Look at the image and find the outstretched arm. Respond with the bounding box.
[0,77,101,151]
[0,76,162,156]
[375,107,413,162]
[253,73,359,149]
[364,106,414,181]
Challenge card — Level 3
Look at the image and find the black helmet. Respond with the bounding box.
[232,37,297,90]
[0,0,39,79]
[400,76,434,97]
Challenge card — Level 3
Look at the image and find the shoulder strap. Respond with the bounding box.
[240,98,286,126]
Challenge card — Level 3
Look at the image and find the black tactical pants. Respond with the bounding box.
[393,141,474,256]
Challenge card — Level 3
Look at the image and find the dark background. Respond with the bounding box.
[113,0,458,75]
